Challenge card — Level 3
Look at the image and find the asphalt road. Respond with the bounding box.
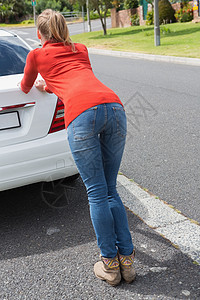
[0,179,199,299]
[9,18,111,48]
[10,27,200,223]
[1,25,200,299]
[11,26,200,223]
[89,54,200,223]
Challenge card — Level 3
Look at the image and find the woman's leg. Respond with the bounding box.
[100,103,134,256]
[67,105,118,258]
[67,103,134,257]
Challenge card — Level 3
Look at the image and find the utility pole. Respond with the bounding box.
[154,0,160,46]
[86,0,91,32]
[32,0,36,26]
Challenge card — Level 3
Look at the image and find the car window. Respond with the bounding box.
[0,36,30,76]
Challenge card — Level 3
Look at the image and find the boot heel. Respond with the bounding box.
[94,255,121,286]
[118,250,136,283]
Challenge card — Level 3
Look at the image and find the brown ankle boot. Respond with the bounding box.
[118,250,136,283]
[94,255,121,286]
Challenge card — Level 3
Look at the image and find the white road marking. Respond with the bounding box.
[25,38,41,48]
[12,30,29,35]
[117,173,200,264]
[26,38,39,44]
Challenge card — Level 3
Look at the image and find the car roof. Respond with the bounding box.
[0,29,15,37]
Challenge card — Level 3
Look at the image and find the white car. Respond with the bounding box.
[0,29,78,192]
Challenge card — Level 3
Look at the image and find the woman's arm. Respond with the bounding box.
[20,50,38,94]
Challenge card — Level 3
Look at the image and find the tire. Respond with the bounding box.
[40,173,80,209]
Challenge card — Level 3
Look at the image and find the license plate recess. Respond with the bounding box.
[0,111,21,131]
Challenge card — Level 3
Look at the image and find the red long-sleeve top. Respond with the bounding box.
[21,41,122,128]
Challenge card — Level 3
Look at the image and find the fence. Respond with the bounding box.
[61,11,84,22]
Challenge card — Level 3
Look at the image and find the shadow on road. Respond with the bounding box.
[0,179,199,299]
[0,178,95,260]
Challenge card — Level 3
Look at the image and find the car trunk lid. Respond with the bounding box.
[0,74,57,147]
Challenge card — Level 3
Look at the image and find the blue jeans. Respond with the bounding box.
[67,103,134,258]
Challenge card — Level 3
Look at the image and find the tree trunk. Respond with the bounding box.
[104,8,107,35]
[97,6,107,35]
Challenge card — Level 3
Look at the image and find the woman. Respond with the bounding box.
[20,9,135,286]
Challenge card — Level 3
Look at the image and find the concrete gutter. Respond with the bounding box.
[88,48,200,66]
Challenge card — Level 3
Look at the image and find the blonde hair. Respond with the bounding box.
[37,9,75,50]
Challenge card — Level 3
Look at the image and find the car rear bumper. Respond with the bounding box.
[0,130,78,191]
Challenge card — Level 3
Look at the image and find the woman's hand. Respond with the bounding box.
[34,79,46,92]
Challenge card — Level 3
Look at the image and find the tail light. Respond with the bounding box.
[48,98,65,133]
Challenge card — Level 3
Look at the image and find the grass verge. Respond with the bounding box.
[72,22,200,59]
[0,19,35,27]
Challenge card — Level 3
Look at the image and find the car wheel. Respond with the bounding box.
[65,173,80,182]
[40,174,80,209]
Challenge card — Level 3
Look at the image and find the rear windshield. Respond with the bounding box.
[0,36,30,76]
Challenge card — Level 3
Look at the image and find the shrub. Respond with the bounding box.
[131,13,140,25]
[146,10,154,25]
[158,0,176,25]
[124,0,139,9]
[21,19,34,25]
[160,26,171,34]
[175,5,193,22]
[84,10,111,21]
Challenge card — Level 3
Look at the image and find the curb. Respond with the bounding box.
[88,48,200,66]
[0,25,36,29]
[117,173,200,264]
[2,25,200,66]
[0,20,83,30]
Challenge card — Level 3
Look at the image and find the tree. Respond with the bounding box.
[0,0,75,22]
[89,0,112,35]
[145,0,153,9]
[0,0,26,23]
[71,0,112,35]
[112,0,124,11]
[36,0,62,15]
[24,0,33,15]
[124,0,139,10]
[12,0,25,20]
[0,1,13,23]
[60,0,74,11]
[158,0,176,24]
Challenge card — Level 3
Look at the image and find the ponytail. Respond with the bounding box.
[37,9,75,51]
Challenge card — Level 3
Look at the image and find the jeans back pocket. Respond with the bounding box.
[72,106,98,140]
[112,106,127,138]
